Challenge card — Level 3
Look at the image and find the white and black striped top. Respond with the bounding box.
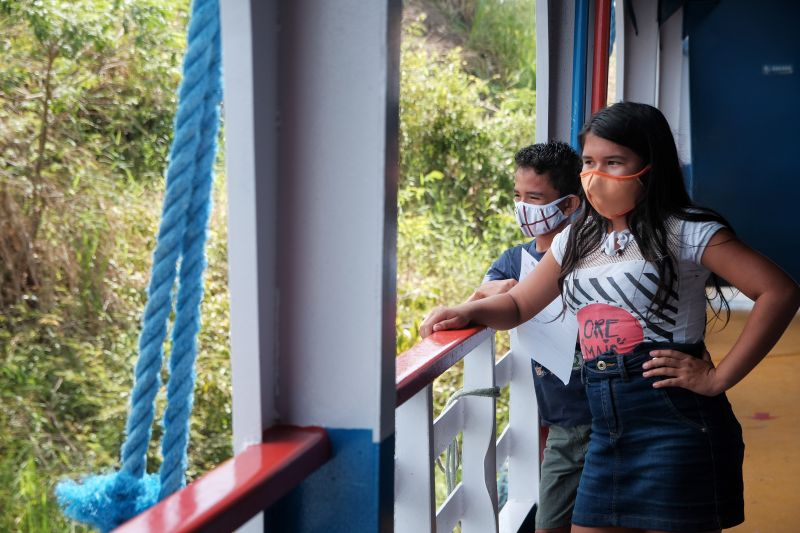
[551,218,724,360]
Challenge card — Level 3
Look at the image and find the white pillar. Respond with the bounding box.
[536,0,577,143]
[618,0,659,105]
[221,1,400,531]
[658,7,684,133]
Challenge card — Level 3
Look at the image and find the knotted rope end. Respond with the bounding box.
[56,471,160,532]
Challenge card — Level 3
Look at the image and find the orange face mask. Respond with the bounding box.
[580,165,651,219]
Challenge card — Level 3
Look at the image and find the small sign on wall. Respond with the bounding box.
[762,64,794,75]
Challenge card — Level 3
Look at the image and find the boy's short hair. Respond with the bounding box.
[514,141,581,197]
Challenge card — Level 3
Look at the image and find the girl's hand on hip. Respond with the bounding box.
[418,306,470,338]
[642,349,723,396]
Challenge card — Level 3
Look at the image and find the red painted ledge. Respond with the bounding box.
[395,326,492,407]
[114,425,330,533]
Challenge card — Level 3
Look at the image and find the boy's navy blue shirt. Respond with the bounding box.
[483,240,592,427]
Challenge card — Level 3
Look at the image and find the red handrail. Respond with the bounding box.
[395,327,492,407]
[113,425,330,533]
[111,327,491,531]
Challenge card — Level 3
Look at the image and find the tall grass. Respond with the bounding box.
[426,0,537,87]
[0,1,537,529]
[0,176,231,532]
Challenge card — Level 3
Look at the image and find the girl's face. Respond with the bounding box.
[581,133,646,176]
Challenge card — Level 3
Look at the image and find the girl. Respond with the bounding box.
[419,102,800,533]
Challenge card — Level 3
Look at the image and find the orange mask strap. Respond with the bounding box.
[580,164,651,180]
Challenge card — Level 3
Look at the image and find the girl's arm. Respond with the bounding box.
[699,229,800,393]
[646,230,800,394]
[419,250,562,337]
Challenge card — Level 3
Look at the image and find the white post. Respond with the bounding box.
[613,0,625,102]
[535,0,551,144]
[536,0,577,144]
[220,1,279,531]
[461,336,499,533]
[221,0,401,531]
[503,348,540,529]
[618,0,660,105]
[395,385,436,533]
[658,7,685,134]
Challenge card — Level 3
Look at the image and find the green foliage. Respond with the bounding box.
[397,18,534,508]
[0,0,537,529]
[423,0,537,88]
[0,178,232,532]
[0,1,233,530]
[0,0,186,184]
[468,0,537,88]
[397,34,534,353]
[0,0,187,310]
[0,177,231,531]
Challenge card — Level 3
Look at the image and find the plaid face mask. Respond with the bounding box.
[514,195,571,237]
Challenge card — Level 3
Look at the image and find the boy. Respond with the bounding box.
[469,142,590,533]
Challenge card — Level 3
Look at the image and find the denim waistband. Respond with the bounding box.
[581,342,705,382]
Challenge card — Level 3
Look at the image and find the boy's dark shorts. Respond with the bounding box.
[536,424,591,529]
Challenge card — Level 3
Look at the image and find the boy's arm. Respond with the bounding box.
[468,248,518,302]
[420,250,562,337]
[467,279,518,301]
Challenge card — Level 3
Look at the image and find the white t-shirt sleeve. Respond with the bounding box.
[550,224,572,265]
[676,218,725,265]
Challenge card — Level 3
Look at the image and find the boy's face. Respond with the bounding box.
[514,167,563,206]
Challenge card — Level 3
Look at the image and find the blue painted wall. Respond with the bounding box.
[264,429,394,532]
[685,0,800,281]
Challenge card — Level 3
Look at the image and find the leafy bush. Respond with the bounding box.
[0,0,186,310]
[0,178,232,532]
[0,1,537,529]
[397,36,535,353]
[0,1,234,530]
[397,26,535,510]
[423,0,536,88]
[468,0,537,87]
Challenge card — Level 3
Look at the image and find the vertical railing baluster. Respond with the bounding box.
[395,328,536,531]
[395,384,436,533]
[504,346,540,527]
[461,335,499,533]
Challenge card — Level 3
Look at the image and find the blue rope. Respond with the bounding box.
[56,0,222,530]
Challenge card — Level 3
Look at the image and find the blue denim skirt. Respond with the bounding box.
[572,343,745,532]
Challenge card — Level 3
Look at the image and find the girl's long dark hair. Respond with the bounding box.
[559,102,732,322]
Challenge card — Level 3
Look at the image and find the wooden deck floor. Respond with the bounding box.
[705,311,800,532]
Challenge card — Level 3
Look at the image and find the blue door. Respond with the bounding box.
[686,0,800,281]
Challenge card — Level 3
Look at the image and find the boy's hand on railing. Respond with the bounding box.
[419,305,471,338]
[467,279,518,302]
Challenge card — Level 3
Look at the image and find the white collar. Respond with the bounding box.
[601,229,632,256]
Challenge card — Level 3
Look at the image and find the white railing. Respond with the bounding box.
[395,327,541,533]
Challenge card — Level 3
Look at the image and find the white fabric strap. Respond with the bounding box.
[602,229,632,256]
